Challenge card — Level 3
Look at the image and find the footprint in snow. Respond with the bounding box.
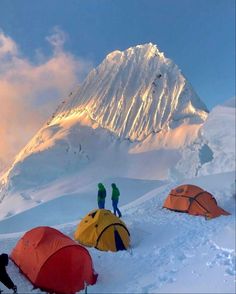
[207,243,236,276]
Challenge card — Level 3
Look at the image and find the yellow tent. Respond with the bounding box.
[74,209,130,252]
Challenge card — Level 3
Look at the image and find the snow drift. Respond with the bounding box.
[174,98,236,179]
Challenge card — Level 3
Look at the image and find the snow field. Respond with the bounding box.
[0,173,235,293]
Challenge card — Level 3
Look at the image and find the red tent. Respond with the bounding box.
[11,226,97,294]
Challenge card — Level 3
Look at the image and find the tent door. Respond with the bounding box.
[114,228,126,251]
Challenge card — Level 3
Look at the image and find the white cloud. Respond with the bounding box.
[0,30,18,57]
[46,26,67,54]
[0,28,93,172]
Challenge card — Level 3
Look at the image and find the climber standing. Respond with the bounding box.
[97,183,106,209]
[111,183,122,218]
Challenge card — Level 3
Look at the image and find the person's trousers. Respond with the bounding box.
[98,201,105,209]
[112,199,122,217]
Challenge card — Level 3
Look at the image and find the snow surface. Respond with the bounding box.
[175,103,236,179]
[0,172,235,293]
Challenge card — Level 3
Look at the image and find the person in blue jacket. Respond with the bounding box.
[97,183,106,209]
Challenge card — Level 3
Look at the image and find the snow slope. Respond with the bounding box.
[0,177,165,233]
[173,99,236,179]
[0,172,235,293]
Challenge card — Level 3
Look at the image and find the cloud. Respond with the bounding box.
[0,31,18,57]
[0,28,93,172]
[46,26,67,54]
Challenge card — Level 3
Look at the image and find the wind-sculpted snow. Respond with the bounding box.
[50,43,208,141]
[173,104,236,179]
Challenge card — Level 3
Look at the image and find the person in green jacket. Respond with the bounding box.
[111,183,122,218]
[97,183,106,209]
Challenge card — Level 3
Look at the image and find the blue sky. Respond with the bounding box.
[0,0,235,109]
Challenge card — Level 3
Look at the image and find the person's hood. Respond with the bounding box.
[98,183,105,190]
[0,253,9,266]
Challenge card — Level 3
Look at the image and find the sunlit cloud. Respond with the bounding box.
[0,30,18,57]
[0,28,93,172]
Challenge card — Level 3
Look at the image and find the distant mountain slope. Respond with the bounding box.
[50,43,208,141]
[222,97,235,108]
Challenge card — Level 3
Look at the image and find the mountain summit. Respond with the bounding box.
[50,43,208,141]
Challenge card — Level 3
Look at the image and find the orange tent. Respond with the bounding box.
[163,184,230,219]
[11,226,97,294]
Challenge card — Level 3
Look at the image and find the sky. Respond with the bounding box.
[0,0,235,171]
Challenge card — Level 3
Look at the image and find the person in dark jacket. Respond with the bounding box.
[111,183,122,218]
[0,253,17,293]
[97,183,106,209]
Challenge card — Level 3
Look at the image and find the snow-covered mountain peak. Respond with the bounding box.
[49,43,208,141]
[105,43,165,62]
[106,49,122,61]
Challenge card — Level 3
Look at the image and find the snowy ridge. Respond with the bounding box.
[50,43,208,141]
[174,102,236,179]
